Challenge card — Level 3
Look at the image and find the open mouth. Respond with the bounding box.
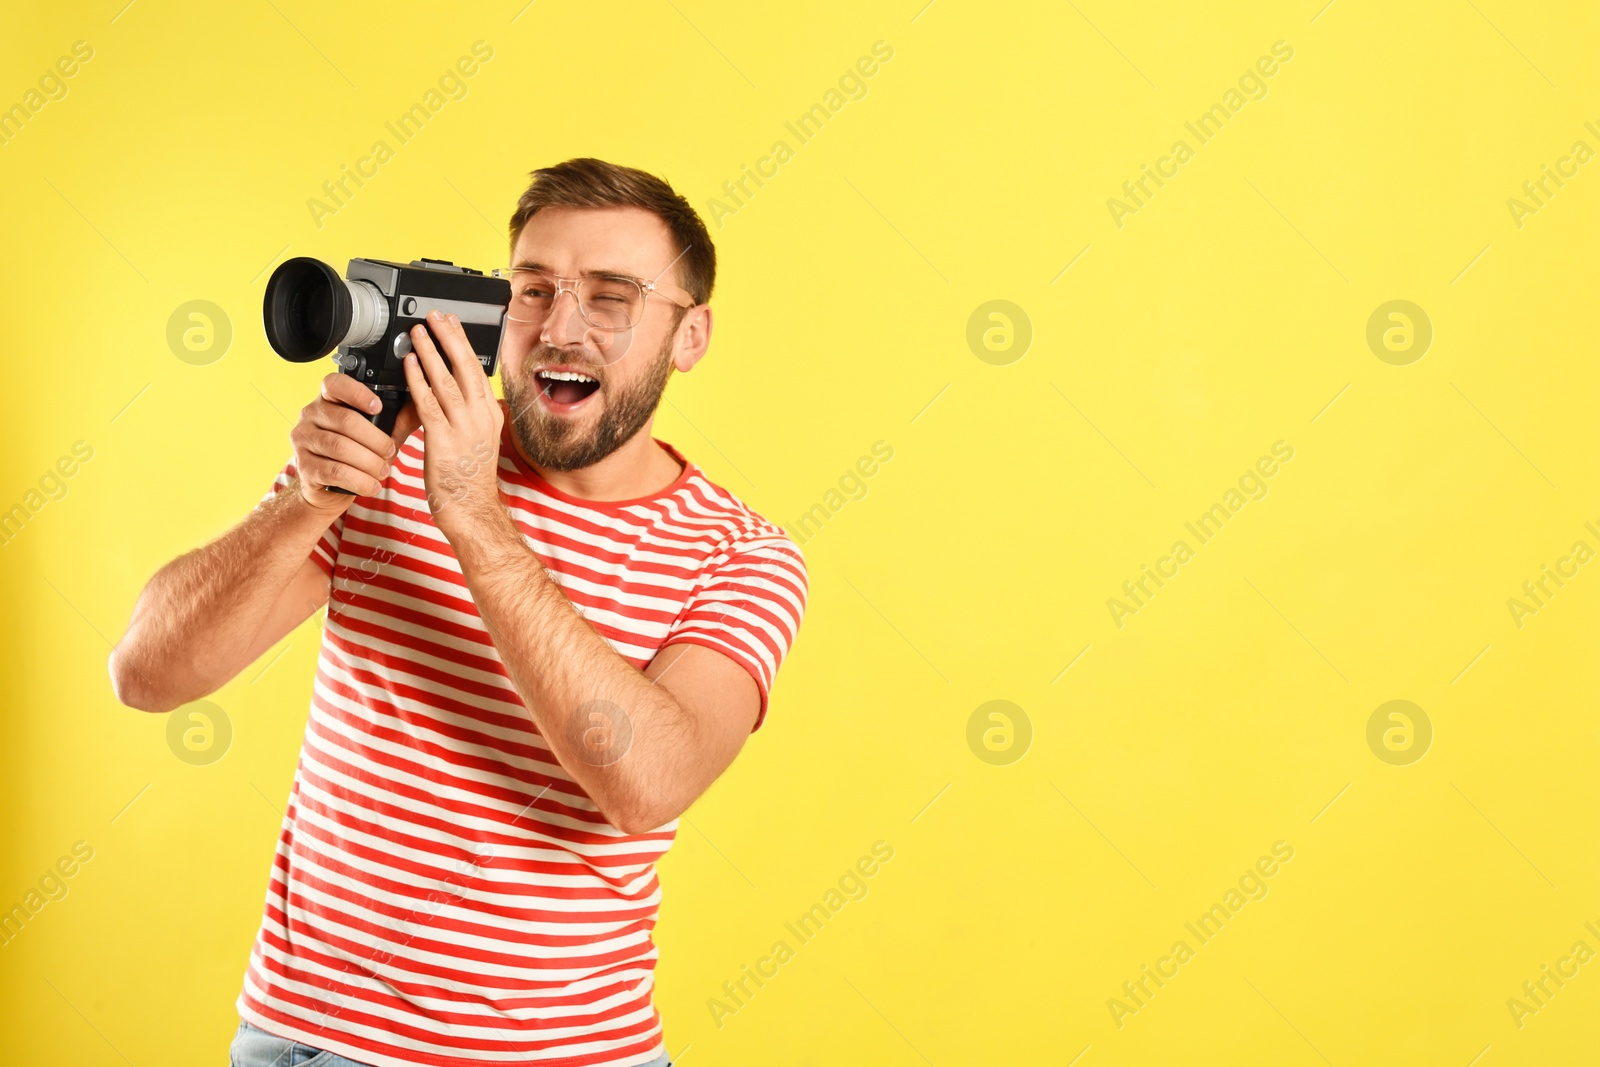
[535,368,601,410]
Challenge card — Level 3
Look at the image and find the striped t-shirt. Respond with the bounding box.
[236,408,808,1067]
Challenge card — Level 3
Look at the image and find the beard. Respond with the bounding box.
[501,329,676,473]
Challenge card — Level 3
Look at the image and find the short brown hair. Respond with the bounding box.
[507,157,716,307]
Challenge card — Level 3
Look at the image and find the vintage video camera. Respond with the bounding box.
[263,255,511,443]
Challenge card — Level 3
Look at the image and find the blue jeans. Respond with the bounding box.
[230,1018,672,1067]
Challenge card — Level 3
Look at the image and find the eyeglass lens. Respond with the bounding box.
[505,271,643,329]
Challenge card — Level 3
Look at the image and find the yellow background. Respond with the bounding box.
[3,0,1598,1063]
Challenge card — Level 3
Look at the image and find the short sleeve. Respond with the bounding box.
[262,457,345,580]
[662,531,808,732]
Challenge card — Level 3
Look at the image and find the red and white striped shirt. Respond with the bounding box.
[237,408,807,1066]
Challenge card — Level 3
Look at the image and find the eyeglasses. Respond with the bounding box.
[492,245,696,332]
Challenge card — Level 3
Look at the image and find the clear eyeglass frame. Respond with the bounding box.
[492,245,696,332]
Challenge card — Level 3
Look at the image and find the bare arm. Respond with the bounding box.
[399,312,765,834]
[451,503,762,834]
[109,372,416,713]
[108,491,338,712]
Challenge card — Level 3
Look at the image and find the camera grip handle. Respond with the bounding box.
[324,388,407,497]
[367,388,407,435]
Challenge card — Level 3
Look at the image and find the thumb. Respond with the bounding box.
[390,400,422,451]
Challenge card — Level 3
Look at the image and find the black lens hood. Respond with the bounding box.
[263,257,353,363]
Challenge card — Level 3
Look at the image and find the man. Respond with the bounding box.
[109,158,808,1067]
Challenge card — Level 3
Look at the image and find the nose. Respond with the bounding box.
[539,286,593,348]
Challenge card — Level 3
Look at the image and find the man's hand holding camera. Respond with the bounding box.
[403,309,507,538]
[290,372,419,511]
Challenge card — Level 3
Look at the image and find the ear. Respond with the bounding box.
[671,304,713,373]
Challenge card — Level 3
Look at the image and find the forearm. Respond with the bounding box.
[110,480,338,712]
[451,504,701,832]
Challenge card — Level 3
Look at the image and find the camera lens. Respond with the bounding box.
[263,257,388,362]
[263,258,345,362]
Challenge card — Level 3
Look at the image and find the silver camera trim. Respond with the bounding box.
[343,279,390,350]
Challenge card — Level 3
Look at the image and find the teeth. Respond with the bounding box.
[538,369,597,383]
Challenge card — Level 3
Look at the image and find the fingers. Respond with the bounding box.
[308,392,397,461]
[304,458,385,500]
[413,311,492,408]
[409,316,464,419]
[320,372,383,415]
[296,373,397,500]
[291,421,390,496]
[402,348,443,427]
[436,311,490,401]
[307,425,389,480]
[292,440,385,498]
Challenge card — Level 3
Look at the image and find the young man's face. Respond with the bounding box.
[499,205,700,472]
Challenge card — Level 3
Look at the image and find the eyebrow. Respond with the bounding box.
[511,261,641,283]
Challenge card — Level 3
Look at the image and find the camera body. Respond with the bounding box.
[263,256,511,435]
